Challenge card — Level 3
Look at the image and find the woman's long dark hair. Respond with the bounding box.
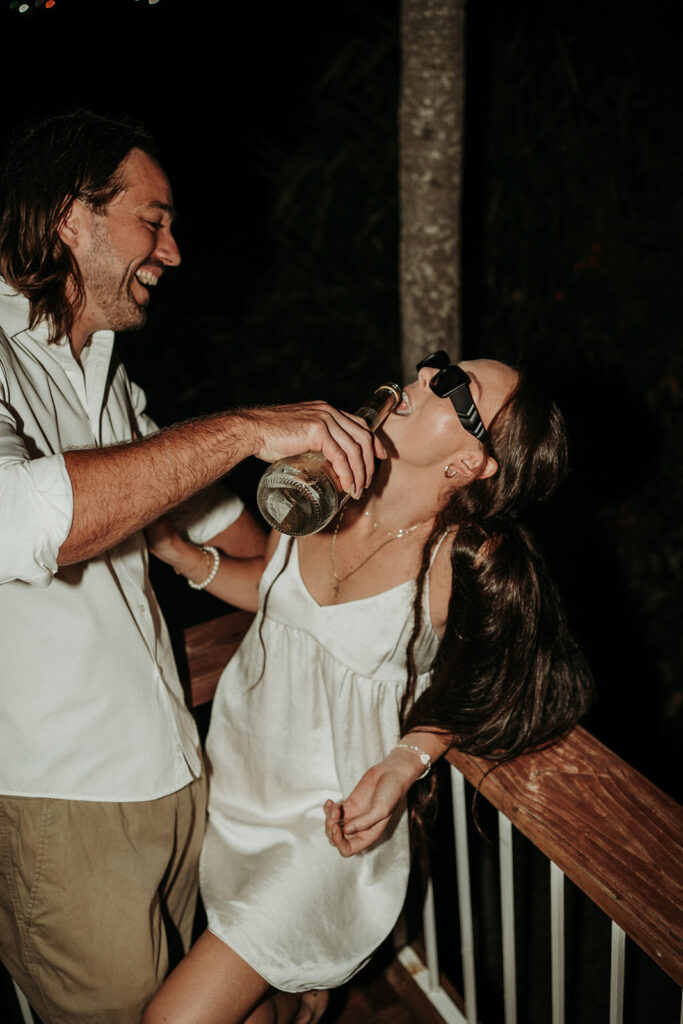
[401,371,594,816]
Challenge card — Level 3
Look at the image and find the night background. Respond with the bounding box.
[1,0,681,1019]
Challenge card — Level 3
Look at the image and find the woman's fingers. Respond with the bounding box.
[333,818,391,857]
[324,793,395,857]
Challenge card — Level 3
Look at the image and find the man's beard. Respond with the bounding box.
[79,217,148,334]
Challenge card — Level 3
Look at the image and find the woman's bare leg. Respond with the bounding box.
[143,929,273,1024]
[143,929,329,1024]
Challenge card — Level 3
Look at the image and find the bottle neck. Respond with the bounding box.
[354,383,401,432]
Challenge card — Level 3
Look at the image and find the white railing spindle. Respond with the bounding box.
[609,921,626,1024]
[550,861,565,1024]
[422,865,441,991]
[13,980,33,1024]
[450,766,478,1024]
[499,812,517,1024]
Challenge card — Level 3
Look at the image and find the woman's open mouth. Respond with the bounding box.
[393,389,412,416]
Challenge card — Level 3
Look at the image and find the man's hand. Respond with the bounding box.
[242,402,387,498]
[59,398,386,566]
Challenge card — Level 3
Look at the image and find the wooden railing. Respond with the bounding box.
[182,611,683,1023]
[183,609,255,708]
[448,729,683,990]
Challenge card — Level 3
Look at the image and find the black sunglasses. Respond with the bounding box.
[415,350,490,444]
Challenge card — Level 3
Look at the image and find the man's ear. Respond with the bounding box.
[58,199,90,253]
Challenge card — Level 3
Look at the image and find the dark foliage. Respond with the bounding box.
[130,1,683,790]
[462,1,683,790]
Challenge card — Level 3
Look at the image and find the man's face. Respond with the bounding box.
[74,148,180,336]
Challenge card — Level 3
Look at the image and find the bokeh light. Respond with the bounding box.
[8,0,56,10]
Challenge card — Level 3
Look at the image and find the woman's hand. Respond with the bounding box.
[146,514,266,611]
[146,516,208,579]
[146,516,181,564]
[324,748,425,857]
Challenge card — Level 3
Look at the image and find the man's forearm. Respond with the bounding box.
[58,400,383,566]
[59,412,255,565]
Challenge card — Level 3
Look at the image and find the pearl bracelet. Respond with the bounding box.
[394,742,432,780]
[187,545,220,590]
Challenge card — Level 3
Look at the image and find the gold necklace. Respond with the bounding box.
[361,506,419,539]
[329,504,424,598]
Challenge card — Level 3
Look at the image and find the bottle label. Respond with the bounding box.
[264,491,294,525]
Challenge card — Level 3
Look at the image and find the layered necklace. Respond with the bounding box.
[329,503,427,598]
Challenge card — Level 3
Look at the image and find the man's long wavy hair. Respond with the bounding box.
[0,110,156,343]
[400,371,594,825]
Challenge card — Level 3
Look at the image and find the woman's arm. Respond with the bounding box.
[146,513,271,613]
[324,730,451,857]
[203,506,267,559]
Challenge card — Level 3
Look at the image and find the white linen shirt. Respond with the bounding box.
[0,283,243,801]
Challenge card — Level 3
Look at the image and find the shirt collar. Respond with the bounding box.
[0,281,33,341]
[0,277,114,357]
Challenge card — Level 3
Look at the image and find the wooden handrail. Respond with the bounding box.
[184,610,255,707]
[183,611,683,988]
[448,733,683,987]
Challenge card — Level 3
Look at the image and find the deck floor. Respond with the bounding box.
[325,955,449,1024]
[330,975,422,1023]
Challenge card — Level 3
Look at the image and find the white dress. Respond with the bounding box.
[199,535,439,992]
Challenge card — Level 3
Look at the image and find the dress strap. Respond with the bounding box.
[428,530,450,567]
[261,533,295,590]
[420,532,451,644]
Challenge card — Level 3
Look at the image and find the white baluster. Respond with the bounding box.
[550,861,565,1024]
[451,766,478,1024]
[13,980,34,1024]
[609,922,626,1024]
[421,850,441,992]
[499,813,517,1024]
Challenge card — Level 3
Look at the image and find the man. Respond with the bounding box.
[0,110,382,1023]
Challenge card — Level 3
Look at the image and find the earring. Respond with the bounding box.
[444,464,458,479]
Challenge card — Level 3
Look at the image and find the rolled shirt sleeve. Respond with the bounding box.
[0,411,74,587]
[172,484,245,545]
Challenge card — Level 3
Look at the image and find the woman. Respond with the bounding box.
[143,355,593,1024]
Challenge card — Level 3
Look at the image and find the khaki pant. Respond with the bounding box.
[0,775,207,1024]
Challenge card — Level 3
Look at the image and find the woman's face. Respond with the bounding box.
[382,358,518,470]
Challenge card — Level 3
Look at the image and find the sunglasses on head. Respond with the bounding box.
[415,350,490,444]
